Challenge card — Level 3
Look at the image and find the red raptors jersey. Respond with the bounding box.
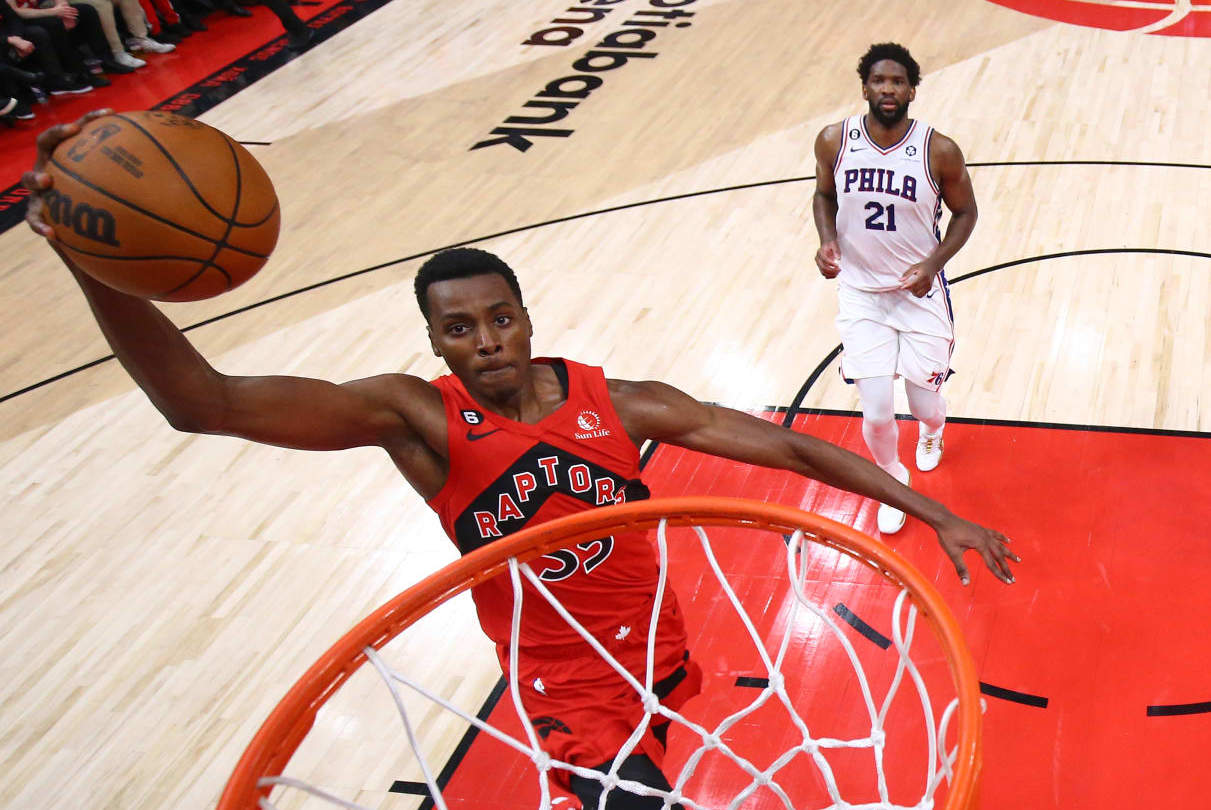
[427,358,677,652]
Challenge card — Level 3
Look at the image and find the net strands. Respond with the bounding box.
[219,498,981,810]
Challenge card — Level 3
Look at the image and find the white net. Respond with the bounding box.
[250,516,975,810]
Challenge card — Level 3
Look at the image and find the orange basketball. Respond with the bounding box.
[44,110,280,302]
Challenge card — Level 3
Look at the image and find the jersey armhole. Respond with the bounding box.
[923,127,941,195]
[550,358,570,399]
[424,380,459,510]
[830,117,849,176]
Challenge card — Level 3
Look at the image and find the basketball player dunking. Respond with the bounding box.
[813,43,976,535]
[24,115,1016,809]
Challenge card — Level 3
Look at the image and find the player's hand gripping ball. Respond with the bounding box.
[43,110,280,301]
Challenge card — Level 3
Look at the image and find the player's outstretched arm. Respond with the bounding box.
[610,378,1018,585]
[23,113,438,458]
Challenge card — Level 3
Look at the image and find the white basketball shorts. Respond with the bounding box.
[835,281,955,391]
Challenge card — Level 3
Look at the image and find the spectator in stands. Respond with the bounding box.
[133,0,192,44]
[4,0,114,99]
[258,0,312,49]
[70,0,174,64]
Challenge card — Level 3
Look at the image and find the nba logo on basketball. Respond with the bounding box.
[574,410,610,440]
[66,123,121,163]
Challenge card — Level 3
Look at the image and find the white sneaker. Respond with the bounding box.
[877,468,910,535]
[127,36,175,54]
[114,51,147,69]
[916,431,944,472]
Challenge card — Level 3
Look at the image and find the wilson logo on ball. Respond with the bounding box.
[44,189,120,247]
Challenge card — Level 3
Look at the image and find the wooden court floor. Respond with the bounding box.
[2,1,1210,808]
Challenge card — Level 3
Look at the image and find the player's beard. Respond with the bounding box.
[869,97,909,127]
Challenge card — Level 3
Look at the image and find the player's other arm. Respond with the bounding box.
[899,133,978,296]
[811,124,844,279]
[23,113,434,456]
[611,379,1018,585]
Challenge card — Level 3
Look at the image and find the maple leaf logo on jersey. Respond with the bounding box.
[574,410,610,440]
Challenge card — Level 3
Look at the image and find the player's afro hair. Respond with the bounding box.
[414,248,524,320]
[857,42,921,87]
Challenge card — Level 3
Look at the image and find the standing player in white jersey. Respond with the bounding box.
[812,42,978,535]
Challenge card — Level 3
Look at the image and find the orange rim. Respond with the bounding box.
[217,497,981,810]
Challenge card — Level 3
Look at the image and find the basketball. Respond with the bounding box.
[43,110,281,302]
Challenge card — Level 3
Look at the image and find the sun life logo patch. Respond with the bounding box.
[574,410,610,440]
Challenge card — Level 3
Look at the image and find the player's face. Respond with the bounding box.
[426,273,534,400]
[862,59,915,127]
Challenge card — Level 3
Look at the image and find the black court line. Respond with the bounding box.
[387,780,428,796]
[388,677,508,806]
[7,153,1211,404]
[834,603,1051,708]
[833,603,892,649]
[781,406,1211,442]
[735,676,769,688]
[979,682,1049,709]
[967,159,1211,170]
[782,346,844,429]
[1146,700,1211,717]
[950,247,1211,284]
[784,248,1211,428]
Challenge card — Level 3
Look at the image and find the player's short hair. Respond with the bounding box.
[414,248,524,320]
[857,42,921,87]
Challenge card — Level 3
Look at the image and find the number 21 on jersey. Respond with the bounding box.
[865,201,897,231]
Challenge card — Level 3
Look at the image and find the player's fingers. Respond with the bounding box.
[982,543,1015,584]
[34,123,81,166]
[20,169,50,191]
[994,532,1022,562]
[23,192,53,239]
[33,110,113,166]
[79,108,114,123]
[946,550,971,587]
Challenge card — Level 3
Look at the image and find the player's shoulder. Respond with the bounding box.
[605,377,696,424]
[344,372,444,410]
[926,128,966,163]
[606,377,667,401]
[816,120,847,152]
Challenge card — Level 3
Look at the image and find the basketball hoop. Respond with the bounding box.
[217,497,981,810]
